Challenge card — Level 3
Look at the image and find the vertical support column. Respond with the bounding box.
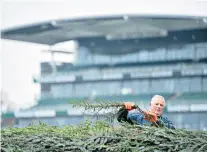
[165,46,168,60]
[51,51,57,75]
[46,46,57,75]
[194,43,198,61]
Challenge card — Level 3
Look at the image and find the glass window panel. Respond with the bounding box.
[179,78,190,92]
[189,77,202,92]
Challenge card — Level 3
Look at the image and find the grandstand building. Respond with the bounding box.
[1,15,207,130]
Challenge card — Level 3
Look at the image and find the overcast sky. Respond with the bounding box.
[1,0,207,108]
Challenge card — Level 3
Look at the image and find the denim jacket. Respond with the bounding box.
[117,108,175,129]
[128,110,175,129]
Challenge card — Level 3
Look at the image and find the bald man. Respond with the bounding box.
[117,95,175,129]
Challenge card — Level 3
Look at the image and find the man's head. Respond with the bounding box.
[149,95,165,116]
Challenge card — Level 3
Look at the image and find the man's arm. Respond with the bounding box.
[117,107,143,125]
[116,107,133,124]
[166,119,176,129]
[127,110,143,124]
[158,117,175,129]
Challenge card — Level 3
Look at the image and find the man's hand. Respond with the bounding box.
[123,102,135,110]
[143,111,158,123]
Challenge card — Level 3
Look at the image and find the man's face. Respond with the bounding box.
[149,96,165,116]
